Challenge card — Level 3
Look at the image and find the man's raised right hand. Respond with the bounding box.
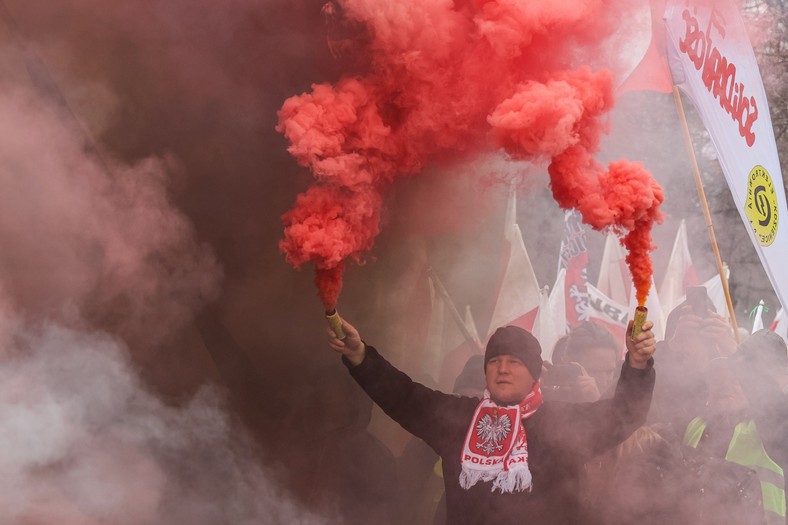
[328,319,366,366]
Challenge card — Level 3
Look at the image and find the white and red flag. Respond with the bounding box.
[664,0,788,312]
[438,304,484,393]
[770,308,787,341]
[660,264,730,320]
[422,271,483,391]
[701,264,731,319]
[557,210,590,328]
[487,190,541,337]
[421,274,455,383]
[596,233,631,306]
[534,269,568,363]
[586,283,629,358]
[586,277,664,356]
[659,219,699,316]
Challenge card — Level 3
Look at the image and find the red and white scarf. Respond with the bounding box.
[459,382,543,493]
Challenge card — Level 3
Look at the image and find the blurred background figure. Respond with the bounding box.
[450,355,486,398]
[736,329,788,393]
[282,366,399,525]
[733,330,788,525]
[650,297,738,433]
[682,357,783,525]
[542,322,619,403]
[549,335,570,366]
[580,426,691,525]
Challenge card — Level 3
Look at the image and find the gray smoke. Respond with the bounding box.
[0,312,324,524]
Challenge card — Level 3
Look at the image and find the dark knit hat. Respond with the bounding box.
[484,326,543,380]
[735,329,788,370]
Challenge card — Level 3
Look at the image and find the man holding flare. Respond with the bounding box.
[328,317,657,524]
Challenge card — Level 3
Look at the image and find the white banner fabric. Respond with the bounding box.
[664,0,788,311]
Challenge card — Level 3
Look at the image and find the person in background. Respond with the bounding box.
[328,318,656,524]
[566,322,621,397]
[543,322,619,403]
[650,300,738,434]
[580,426,691,525]
[732,330,788,525]
[682,357,783,525]
[285,366,399,524]
[735,329,788,393]
[549,335,571,366]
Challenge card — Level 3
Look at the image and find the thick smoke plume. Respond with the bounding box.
[0,85,220,345]
[0,313,323,525]
[278,0,664,307]
[0,4,328,520]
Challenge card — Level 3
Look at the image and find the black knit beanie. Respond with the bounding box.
[484,326,543,380]
[735,329,788,370]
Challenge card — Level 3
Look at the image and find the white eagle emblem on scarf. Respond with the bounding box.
[475,413,512,455]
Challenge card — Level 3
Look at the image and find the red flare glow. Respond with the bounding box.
[277,0,662,306]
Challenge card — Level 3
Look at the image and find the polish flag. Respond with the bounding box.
[662,264,731,322]
[705,268,730,319]
[596,233,631,306]
[659,220,699,317]
[487,189,541,337]
[770,308,787,341]
[422,272,482,390]
[534,269,568,363]
[690,265,730,319]
[420,274,452,383]
[438,305,483,392]
[586,283,629,358]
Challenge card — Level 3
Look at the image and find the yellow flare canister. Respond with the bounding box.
[630,306,648,340]
[325,309,346,340]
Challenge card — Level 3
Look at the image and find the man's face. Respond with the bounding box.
[575,346,618,395]
[485,354,535,405]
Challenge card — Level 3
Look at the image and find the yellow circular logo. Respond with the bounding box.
[744,165,779,247]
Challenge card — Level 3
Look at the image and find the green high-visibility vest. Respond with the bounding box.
[684,417,786,525]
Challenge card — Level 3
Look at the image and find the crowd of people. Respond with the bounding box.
[311,299,788,525]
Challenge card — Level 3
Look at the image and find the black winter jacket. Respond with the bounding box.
[347,346,655,525]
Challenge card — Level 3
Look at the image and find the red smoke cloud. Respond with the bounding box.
[277,0,663,309]
[489,68,664,305]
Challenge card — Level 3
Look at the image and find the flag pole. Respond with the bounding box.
[672,86,740,342]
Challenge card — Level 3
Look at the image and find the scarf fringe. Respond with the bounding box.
[459,465,495,490]
[459,464,534,493]
[492,466,533,493]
